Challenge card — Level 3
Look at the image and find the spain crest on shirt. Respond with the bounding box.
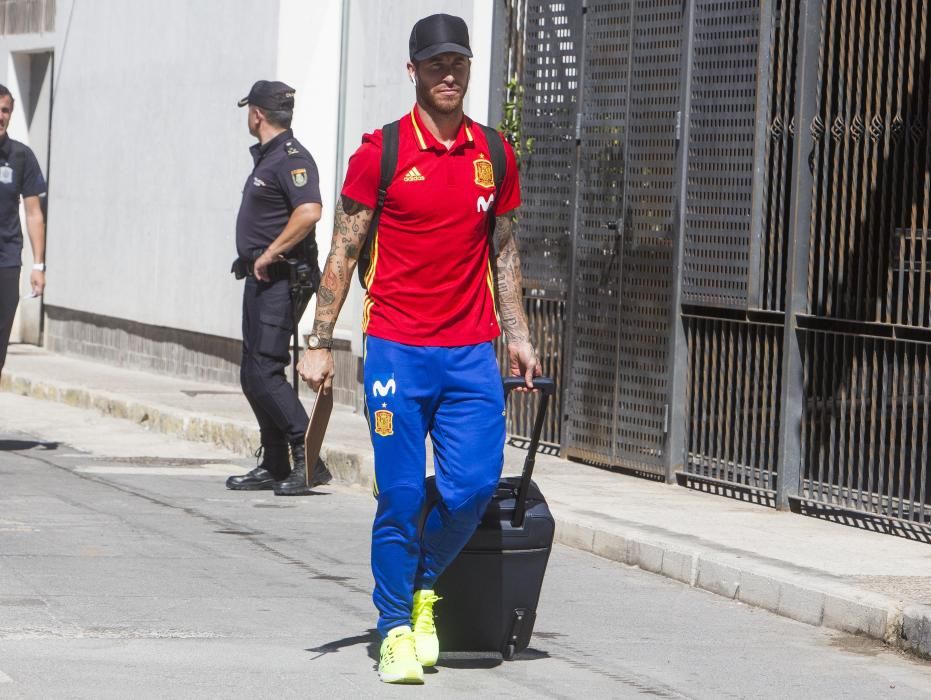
[473,155,494,189]
[374,409,394,437]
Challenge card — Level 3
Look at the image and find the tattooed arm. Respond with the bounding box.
[494,215,542,388]
[297,195,374,393]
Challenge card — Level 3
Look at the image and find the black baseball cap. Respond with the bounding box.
[237,80,295,110]
[409,14,472,61]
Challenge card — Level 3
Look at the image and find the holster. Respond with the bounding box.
[287,258,320,318]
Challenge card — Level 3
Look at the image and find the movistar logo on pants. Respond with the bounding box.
[372,378,397,397]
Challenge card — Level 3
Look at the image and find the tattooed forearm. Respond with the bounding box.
[312,196,374,341]
[494,216,532,345]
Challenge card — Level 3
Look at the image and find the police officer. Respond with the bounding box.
[0,83,47,377]
[226,80,331,496]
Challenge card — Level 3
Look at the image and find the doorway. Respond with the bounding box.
[9,49,52,346]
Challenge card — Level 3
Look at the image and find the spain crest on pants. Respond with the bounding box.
[473,156,494,189]
[291,168,308,187]
[374,409,394,437]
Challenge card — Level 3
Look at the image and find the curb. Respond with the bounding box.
[3,368,929,660]
[554,516,931,659]
[0,371,372,492]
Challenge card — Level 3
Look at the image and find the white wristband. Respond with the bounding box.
[32,263,45,271]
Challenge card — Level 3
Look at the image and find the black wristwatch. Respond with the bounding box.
[306,333,333,350]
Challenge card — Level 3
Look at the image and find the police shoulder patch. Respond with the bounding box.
[291,168,308,187]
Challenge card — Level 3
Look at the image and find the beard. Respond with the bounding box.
[418,82,467,115]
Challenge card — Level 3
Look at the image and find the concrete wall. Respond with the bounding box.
[43,0,279,341]
[276,0,344,343]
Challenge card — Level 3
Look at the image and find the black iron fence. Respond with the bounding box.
[503,0,931,531]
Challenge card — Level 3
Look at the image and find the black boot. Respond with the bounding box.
[226,444,290,490]
[274,442,333,496]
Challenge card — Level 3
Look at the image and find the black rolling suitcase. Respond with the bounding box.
[426,376,556,660]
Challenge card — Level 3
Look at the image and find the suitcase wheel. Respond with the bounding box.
[503,643,517,661]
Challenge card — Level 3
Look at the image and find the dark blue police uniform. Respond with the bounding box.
[235,128,321,467]
[0,134,46,372]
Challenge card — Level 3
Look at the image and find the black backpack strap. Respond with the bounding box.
[357,120,400,288]
[478,124,508,257]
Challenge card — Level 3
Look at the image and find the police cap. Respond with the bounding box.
[237,80,295,110]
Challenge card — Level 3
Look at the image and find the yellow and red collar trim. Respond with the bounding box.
[409,106,475,151]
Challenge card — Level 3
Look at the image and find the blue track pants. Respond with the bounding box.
[364,337,505,637]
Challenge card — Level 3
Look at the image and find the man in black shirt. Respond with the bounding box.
[0,83,47,376]
[226,80,331,496]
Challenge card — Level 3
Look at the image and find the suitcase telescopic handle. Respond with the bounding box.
[503,376,555,527]
[502,376,556,397]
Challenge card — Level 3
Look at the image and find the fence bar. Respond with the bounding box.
[664,0,697,482]
[776,0,824,509]
[748,0,775,308]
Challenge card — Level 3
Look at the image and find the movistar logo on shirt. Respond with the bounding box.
[403,167,425,182]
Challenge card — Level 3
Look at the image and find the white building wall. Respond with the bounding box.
[276,0,344,342]
[45,0,280,340]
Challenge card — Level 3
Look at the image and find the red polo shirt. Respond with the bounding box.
[341,107,520,347]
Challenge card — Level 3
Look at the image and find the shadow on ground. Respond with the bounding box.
[306,629,378,662]
[0,439,58,452]
[305,629,549,670]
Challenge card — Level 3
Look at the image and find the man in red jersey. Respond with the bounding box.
[298,13,540,684]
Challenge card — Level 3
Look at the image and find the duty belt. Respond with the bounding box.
[230,257,291,282]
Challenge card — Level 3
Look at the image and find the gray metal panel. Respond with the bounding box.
[565,0,681,475]
[613,0,683,472]
[565,0,632,467]
[518,1,583,298]
[683,0,762,309]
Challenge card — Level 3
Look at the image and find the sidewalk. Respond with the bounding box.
[3,344,931,660]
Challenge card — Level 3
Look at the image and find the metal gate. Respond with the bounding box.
[503,0,582,446]
[797,0,931,525]
[515,0,682,473]
[510,0,930,530]
[681,0,791,493]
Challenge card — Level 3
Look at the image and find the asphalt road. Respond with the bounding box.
[1,393,930,699]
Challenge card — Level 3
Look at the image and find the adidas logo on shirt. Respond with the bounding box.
[403,167,426,182]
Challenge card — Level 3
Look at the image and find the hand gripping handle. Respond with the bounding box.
[502,376,555,527]
[503,376,556,397]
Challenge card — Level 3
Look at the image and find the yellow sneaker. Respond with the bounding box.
[378,625,423,684]
[411,589,442,667]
